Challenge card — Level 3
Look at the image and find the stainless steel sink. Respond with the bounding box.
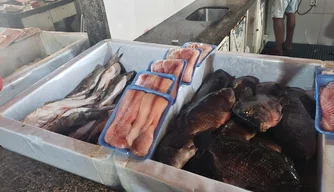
[186,7,230,22]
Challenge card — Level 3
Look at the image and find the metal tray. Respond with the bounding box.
[0,30,89,106]
[0,39,173,188]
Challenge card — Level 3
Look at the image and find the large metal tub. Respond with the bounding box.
[0,39,325,191]
[0,30,89,106]
[0,39,175,188]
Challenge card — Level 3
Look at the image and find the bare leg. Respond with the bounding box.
[273,17,285,55]
[284,13,296,50]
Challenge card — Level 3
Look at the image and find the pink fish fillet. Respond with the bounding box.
[126,75,172,146]
[135,74,173,94]
[130,96,169,157]
[0,29,24,50]
[186,43,213,63]
[320,82,334,131]
[166,48,200,83]
[151,59,185,98]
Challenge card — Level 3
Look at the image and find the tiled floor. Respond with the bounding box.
[0,147,117,192]
[262,41,334,61]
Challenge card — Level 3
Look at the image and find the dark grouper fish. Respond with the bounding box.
[232,76,259,100]
[269,89,317,172]
[185,132,301,192]
[232,95,283,132]
[190,69,235,103]
[155,88,236,169]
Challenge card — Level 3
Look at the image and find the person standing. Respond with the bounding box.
[270,0,298,56]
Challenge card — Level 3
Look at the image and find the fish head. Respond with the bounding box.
[232,95,283,132]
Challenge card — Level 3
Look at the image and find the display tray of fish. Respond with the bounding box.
[182,42,217,64]
[164,48,202,84]
[315,73,334,135]
[155,69,317,192]
[99,81,175,159]
[21,50,137,144]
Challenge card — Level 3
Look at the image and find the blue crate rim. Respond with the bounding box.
[147,59,188,104]
[98,84,174,160]
[163,47,202,86]
[314,74,334,135]
[181,42,218,67]
[131,70,177,96]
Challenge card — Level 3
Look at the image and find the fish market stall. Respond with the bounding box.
[0,39,325,191]
[0,28,89,106]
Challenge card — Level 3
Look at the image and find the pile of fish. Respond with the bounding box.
[155,69,317,192]
[0,27,41,50]
[22,50,136,144]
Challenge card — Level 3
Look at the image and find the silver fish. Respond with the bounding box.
[94,49,122,94]
[23,95,98,128]
[67,64,106,98]
[98,71,136,108]
[44,105,115,134]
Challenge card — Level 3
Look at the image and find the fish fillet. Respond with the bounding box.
[104,90,145,148]
[135,74,173,93]
[130,96,168,157]
[185,43,213,63]
[151,59,185,98]
[0,29,23,50]
[320,82,334,131]
[166,48,200,83]
[23,96,97,128]
[15,27,41,42]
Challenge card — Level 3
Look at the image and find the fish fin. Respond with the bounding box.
[193,128,215,150]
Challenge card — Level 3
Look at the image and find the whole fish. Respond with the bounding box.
[250,133,282,153]
[256,82,282,96]
[86,117,109,144]
[98,71,136,108]
[190,69,235,104]
[218,118,256,141]
[66,64,106,98]
[43,106,114,134]
[94,49,122,94]
[269,94,317,172]
[185,133,301,192]
[68,120,97,141]
[232,76,259,100]
[23,96,98,128]
[155,88,236,168]
[278,87,316,119]
[232,95,282,132]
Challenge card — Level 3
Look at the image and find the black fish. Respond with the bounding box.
[185,131,301,192]
[269,94,317,172]
[232,95,283,132]
[256,82,282,96]
[232,76,259,100]
[250,133,282,153]
[218,118,256,141]
[190,69,235,103]
[278,87,316,119]
[155,88,236,169]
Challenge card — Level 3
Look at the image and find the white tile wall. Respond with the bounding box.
[103,0,195,41]
[318,14,334,45]
[267,0,334,45]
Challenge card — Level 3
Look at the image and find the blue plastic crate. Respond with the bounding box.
[98,84,174,160]
[315,74,334,135]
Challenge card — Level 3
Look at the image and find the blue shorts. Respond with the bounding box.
[271,0,298,18]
